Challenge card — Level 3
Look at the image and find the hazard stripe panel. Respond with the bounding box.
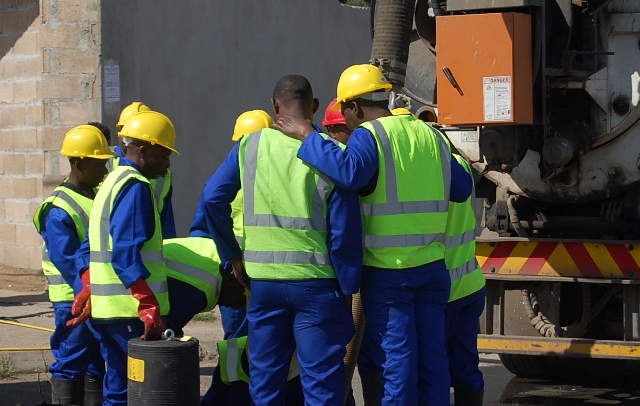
[477,241,640,279]
[478,335,640,360]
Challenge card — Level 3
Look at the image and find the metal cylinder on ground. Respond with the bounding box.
[127,336,200,406]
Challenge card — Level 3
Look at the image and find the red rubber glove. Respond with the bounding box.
[66,269,92,328]
[130,278,165,341]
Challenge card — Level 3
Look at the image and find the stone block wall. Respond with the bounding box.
[0,0,101,272]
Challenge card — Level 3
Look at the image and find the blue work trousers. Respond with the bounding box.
[445,288,486,391]
[50,303,104,380]
[91,320,145,406]
[360,265,451,406]
[247,279,355,406]
[220,304,248,339]
[164,277,208,337]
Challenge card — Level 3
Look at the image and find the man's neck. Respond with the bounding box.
[66,173,94,198]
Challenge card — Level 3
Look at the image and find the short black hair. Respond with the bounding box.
[272,75,313,106]
[87,121,111,145]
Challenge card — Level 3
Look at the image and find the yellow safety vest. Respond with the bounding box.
[89,166,169,320]
[360,115,452,269]
[33,186,93,302]
[163,237,222,312]
[445,155,486,302]
[238,128,340,280]
[218,336,300,384]
[231,191,244,246]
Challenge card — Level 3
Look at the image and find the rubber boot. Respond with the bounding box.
[50,377,82,406]
[454,388,484,406]
[84,374,104,406]
[360,372,383,406]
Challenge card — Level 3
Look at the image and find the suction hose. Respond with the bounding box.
[370,0,415,87]
[343,293,366,405]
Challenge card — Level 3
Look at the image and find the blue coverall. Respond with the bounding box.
[39,186,104,383]
[191,192,248,339]
[76,158,170,406]
[114,145,176,238]
[204,126,363,405]
[296,125,473,405]
[445,288,486,391]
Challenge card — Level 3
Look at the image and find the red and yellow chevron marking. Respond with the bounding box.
[477,240,640,279]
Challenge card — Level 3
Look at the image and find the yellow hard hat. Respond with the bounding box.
[60,125,115,159]
[118,110,180,155]
[232,110,274,141]
[333,64,392,110]
[117,102,151,127]
[391,107,416,118]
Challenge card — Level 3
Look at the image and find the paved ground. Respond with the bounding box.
[0,266,366,405]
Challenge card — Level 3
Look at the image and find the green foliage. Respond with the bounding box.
[343,0,371,7]
[0,354,18,379]
[192,311,217,322]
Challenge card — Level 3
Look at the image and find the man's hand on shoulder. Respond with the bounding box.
[273,115,315,141]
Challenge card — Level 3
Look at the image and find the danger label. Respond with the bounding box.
[483,76,512,121]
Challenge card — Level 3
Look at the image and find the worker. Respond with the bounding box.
[193,109,274,341]
[203,75,362,405]
[114,101,176,238]
[67,110,178,406]
[323,98,351,144]
[444,154,486,406]
[162,237,247,337]
[274,64,473,405]
[33,125,113,406]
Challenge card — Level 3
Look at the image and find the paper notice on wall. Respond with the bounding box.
[483,76,512,121]
[105,65,121,103]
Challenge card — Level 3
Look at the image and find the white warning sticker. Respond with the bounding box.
[483,76,512,121]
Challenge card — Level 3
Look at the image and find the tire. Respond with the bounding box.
[499,354,552,380]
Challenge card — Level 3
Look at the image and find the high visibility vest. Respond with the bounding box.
[150,170,172,215]
[217,336,301,384]
[33,186,93,302]
[89,166,170,320]
[111,155,172,216]
[445,155,486,302]
[163,237,222,312]
[238,128,341,280]
[231,190,244,246]
[359,115,452,269]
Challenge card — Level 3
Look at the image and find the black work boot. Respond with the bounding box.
[360,372,383,406]
[454,388,484,406]
[50,377,82,405]
[84,374,104,406]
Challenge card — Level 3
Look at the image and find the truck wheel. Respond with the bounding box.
[498,354,551,379]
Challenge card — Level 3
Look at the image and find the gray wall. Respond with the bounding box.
[100,1,371,235]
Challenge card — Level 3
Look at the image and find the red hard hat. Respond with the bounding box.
[322,98,347,126]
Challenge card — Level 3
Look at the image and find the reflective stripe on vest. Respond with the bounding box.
[360,117,452,268]
[89,166,169,319]
[218,336,300,384]
[445,155,485,302]
[34,186,93,302]
[149,169,172,215]
[239,129,337,279]
[163,237,222,312]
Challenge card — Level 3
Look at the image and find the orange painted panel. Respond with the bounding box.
[436,13,533,125]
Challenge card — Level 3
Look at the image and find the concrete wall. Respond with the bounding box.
[100,1,372,235]
[0,0,102,271]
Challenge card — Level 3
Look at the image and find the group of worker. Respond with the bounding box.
[34,63,486,406]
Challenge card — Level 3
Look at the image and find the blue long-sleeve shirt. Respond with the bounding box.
[76,158,156,289]
[201,127,363,294]
[115,145,176,239]
[40,206,82,290]
[189,190,211,238]
[298,126,473,202]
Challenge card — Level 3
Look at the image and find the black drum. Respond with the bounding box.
[127,336,200,405]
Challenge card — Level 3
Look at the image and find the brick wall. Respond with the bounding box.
[0,0,101,272]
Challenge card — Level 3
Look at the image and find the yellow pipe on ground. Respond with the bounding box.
[0,347,51,351]
[0,319,54,333]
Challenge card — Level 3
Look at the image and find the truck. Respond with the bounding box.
[366,0,640,380]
